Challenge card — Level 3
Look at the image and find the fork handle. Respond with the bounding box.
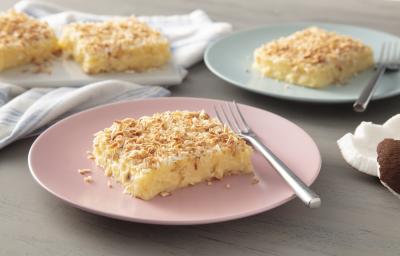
[353,65,386,112]
[245,136,321,208]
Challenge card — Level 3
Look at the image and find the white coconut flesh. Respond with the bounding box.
[337,114,400,177]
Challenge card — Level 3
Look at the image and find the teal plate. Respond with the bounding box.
[204,22,400,103]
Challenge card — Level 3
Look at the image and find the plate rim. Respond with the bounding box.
[28,97,322,225]
[204,22,400,103]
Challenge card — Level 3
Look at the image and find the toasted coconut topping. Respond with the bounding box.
[251,177,260,185]
[78,168,92,175]
[107,180,113,188]
[255,27,372,65]
[92,111,247,169]
[60,16,168,56]
[0,9,55,46]
[160,192,171,197]
[83,176,93,183]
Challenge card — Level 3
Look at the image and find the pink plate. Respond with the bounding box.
[28,97,321,225]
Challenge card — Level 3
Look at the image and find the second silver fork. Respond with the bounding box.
[353,42,400,112]
[214,101,321,208]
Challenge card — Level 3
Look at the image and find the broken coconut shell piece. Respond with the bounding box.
[377,139,400,198]
[337,114,400,177]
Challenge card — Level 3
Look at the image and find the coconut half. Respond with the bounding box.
[337,114,400,177]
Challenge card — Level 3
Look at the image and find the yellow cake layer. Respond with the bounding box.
[59,17,171,74]
[253,27,374,88]
[0,9,59,71]
[92,111,254,200]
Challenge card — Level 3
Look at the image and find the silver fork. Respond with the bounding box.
[214,102,321,208]
[353,42,400,112]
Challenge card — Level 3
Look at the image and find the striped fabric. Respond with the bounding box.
[0,0,232,149]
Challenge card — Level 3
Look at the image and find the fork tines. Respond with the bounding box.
[378,42,400,66]
[214,101,250,135]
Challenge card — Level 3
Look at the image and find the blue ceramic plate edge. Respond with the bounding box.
[204,22,400,104]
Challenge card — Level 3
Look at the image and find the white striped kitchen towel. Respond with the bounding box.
[0,0,232,149]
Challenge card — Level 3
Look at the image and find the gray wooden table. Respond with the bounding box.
[1,0,400,255]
